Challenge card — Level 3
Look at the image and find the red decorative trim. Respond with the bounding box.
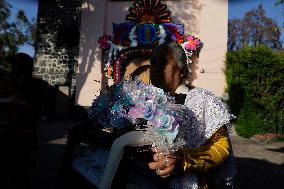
[126,0,171,24]
[113,61,117,82]
[113,48,153,82]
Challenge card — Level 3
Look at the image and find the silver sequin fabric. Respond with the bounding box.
[170,87,235,188]
[177,87,235,148]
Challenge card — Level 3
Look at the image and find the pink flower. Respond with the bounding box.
[128,100,155,120]
[98,35,111,49]
[184,35,201,51]
[128,106,145,119]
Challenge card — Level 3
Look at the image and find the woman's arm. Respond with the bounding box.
[182,126,230,172]
[148,126,230,177]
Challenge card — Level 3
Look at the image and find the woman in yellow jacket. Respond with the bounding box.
[147,42,236,189]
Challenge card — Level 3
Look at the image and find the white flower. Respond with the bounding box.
[129,26,138,47]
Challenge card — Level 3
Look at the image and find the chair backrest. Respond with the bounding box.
[99,131,152,189]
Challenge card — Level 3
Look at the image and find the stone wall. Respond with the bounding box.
[34,0,82,98]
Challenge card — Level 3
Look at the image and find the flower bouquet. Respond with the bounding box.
[88,78,187,153]
[89,79,188,189]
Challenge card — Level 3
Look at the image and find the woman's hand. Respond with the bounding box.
[148,147,181,179]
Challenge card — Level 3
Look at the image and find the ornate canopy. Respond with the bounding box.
[98,0,200,83]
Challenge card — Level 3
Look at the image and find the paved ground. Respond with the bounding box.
[230,135,284,189]
[30,119,71,189]
[30,119,284,189]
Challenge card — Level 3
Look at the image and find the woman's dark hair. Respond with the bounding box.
[150,42,189,84]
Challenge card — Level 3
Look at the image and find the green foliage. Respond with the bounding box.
[235,106,266,138]
[225,45,284,137]
[0,0,36,68]
[272,137,284,142]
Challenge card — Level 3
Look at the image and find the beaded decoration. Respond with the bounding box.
[97,0,203,82]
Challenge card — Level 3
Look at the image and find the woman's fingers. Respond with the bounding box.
[151,146,160,153]
[148,154,176,178]
[153,153,159,161]
[148,150,179,178]
[161,174,171,179]
[150,153,176,167]
[154,165,175,177]
[148,160,164,170]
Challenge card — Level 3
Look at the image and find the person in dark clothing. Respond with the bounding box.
[0,53,41,189]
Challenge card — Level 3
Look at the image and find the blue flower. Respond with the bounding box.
[148,110,175,130]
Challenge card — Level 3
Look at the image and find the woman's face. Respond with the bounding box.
[162,57,183,95]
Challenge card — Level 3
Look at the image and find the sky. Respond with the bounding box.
[7,0,38,57]
[5,0,284,57]
[229,0,284,43]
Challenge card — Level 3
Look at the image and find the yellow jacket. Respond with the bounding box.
[181,126,230,188]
